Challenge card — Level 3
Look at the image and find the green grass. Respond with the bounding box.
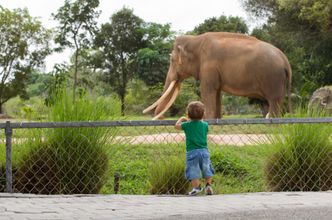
[101,143,271,195]
[211,144,270,194]
[149,156,190,195]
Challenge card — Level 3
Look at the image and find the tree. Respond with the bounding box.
[137,22,175,86]
[94,7,145,115]
[0,6,51,114]
[191,15,249,35]
[53,0,100,101]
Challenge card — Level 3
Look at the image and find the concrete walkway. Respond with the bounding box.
[1,192,332,219]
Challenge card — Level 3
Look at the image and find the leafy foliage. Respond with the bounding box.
[0,6,51,113]
[27,72,54,98]
[53,0,100,50]
[191,15,249,35]
[137,23,175,86]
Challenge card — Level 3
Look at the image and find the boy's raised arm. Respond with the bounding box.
[175,116,188,130]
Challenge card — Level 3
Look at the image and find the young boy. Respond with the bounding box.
[175,101,214,196]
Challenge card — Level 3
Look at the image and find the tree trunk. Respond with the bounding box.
[120,54,127,116]
[120,94,125,116]
[0,103,2,114]
[73,49,79,102]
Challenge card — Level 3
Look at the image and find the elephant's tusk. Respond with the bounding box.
[152,84,180,120]
[143,80,176,114]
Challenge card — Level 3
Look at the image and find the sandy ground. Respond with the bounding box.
[114,133,270,146]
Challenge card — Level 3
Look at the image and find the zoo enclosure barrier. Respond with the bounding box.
[1,118,332,195]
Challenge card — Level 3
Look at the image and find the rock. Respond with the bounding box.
[308,86,332,114]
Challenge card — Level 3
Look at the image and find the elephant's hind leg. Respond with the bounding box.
[259,101,269,118]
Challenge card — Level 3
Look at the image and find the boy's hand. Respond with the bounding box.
[179,116,188,122]
[175,116,188,130]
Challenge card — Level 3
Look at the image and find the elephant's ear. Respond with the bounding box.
[177,45,186,65]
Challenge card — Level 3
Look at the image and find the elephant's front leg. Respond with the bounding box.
[200,82,221,119]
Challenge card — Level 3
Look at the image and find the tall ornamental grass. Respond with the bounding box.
[14,90,120,194]
[149,157,190,195]
[265,122,332,191]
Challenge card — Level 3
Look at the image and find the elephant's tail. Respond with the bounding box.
[285,64,292,114]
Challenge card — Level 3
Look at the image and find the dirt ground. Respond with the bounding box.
[114,133,270,146]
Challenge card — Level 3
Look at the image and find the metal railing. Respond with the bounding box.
[1,118,332,195]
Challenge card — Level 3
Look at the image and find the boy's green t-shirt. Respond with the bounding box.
[181,120,208,151]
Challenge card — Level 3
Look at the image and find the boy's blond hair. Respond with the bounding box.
[186,101,205,120]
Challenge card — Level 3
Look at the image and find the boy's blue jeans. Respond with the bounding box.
[185,148,214,181]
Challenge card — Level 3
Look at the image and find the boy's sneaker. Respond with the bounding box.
[205,185,213,195]
[188,187,202,196]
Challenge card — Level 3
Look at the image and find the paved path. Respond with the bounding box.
[1,192,332,219]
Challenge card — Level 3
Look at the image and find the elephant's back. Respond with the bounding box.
[210,38,289,98]
[200,32,258,41]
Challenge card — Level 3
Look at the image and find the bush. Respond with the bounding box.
[223,94,261,115]
[149,157,190,194]
[4,96,48,120]
[265,123,332,191]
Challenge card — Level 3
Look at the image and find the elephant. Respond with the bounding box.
[143,32,292,119]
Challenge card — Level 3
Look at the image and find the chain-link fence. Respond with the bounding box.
[1,118,332,195]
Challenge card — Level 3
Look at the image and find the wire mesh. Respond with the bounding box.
[0,128,5,192]
[1,119,332,195]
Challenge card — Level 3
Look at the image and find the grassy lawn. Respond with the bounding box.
[101,143,271,195]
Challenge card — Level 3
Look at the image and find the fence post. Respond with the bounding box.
[114,172,120,194]
[5,121,13,193]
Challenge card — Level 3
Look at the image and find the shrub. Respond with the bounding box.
[4,96,48,120]
[265,123,332,191]
[149,157,190,194]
